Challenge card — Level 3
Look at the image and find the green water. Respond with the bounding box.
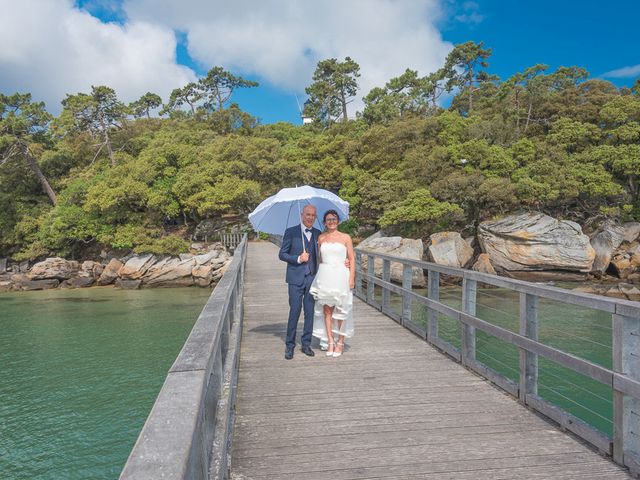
[0,287,212,480]
[384,283,615,436]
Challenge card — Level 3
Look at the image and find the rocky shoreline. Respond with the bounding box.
[0,242,232,292]
[358,212,640,302]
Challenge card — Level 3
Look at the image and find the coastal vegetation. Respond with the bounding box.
[1,42,639,261]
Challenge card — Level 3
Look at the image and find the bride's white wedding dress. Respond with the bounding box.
[310,242,354,343]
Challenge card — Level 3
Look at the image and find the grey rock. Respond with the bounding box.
[115,279,142,289]
[428,232,474,269]
[179,253,194,261]
[472,253,497,275]
[16,279,59,291]
[590,222,626,273]
[97,258,124,285]
[622,222,640,243]
[0,258,6,274]
[478,212,595,272]
[19,261,29,273]
[118,254,156,280]
[29,257,79,280]
[359,234,425,287]
[143,258,195,287]
[62,277,95,289]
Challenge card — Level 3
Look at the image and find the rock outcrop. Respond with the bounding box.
[358,233,425,287]
[472,253,497,275]
[590,223,626,274]
[97,258,123,285]
[428,232,474,269]
[28,258,79,280]
[478,212,595,273]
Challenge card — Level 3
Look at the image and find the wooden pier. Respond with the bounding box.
[231,241,630,479]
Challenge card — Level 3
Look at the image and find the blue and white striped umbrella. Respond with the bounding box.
[248,185,349,235]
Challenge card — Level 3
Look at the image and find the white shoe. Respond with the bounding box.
[332,343,344,357]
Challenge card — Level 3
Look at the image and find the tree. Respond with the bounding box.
[443,41,493,114]
[130,92,162,119]
[0,93,57,204]
[305,57,360,124]
[198,66,258,112]
[362,69,443,124]
[60,86,127,166]
[161,82,202,116]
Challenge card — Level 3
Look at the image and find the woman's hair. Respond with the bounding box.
[323,209,340,223]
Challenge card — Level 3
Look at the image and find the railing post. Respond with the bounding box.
[519,293,539,403]
[613,313,640,468]
[367,254,375,304]
[427,270,439,343]
[461,277,477,365]
[401,264,412,326]
[382,259,391,314]
[355,251,363,298]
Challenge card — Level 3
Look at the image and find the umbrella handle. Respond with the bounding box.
[297,200,306,254]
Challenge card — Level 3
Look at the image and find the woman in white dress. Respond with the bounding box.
[310,210,355,357]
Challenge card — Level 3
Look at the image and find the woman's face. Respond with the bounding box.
[324,214,339,232]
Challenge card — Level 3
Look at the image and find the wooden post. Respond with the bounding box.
[355,251,363,298]
[461,278,477,365]
[401,264,412,326]
[519,293,539,403]
[613,313,640,466]
[427,270,439,343]
[367,254,375,304]
[382,259,391,314]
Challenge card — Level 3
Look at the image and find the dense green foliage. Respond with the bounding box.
[1,52,639,260]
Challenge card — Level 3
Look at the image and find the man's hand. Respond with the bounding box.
[299,252,310,263]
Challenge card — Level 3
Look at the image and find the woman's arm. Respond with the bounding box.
[345,235,355,289]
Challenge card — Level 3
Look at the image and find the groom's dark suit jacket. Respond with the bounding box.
[279,225,321,285]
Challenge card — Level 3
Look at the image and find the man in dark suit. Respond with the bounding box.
[278,204,321,360]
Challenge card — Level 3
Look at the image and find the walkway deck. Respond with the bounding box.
[231,242,630,479]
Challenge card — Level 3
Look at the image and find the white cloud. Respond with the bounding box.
[601,64,640,79]
[0,0,195,113]
[123,0,453,113]
[0,0,453,117]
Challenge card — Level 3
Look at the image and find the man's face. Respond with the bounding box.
[301,206,317,228]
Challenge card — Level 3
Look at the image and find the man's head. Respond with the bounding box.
[301,204,317,228]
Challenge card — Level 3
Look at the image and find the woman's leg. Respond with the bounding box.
[335,320,345,354]
[323,304,335,354]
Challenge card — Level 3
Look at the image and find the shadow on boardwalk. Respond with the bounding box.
[232,241,630,479]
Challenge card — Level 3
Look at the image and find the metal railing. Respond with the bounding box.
[120,234,248,480]
[355,247,640,475]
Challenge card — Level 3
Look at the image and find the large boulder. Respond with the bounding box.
[118,254,156,280]
[428,232,474,269]
[97,258,123,285]
[15,278,59,291]
[358,234,425,287]
[478,213,595,272]
[590,223,626,274]
[472,253,497,275]
[622,222,640,243]
[79,260,103,279]
[61,277,95,289]
[28,257,79,280]
[142,258,195,287]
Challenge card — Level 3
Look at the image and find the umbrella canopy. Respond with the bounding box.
[248,185,349,235]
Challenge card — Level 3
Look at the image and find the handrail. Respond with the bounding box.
[120,234,248,480]
[355,247,640,475]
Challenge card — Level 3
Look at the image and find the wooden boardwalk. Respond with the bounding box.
[231,242,630,479]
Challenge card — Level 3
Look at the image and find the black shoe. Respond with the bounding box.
[284,347,294,360]
[301,346,315,357]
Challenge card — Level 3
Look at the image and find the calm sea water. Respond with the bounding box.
[0,287,211,480]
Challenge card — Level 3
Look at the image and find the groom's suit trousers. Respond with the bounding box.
[286,273,315,348]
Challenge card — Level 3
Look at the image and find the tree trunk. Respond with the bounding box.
[104,130,115,167]
[341,92,348,122]
[20,143,57,205]
[468,66,474,114]
[525,102,533,131]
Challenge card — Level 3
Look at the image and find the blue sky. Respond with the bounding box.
[2,1,638,125]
